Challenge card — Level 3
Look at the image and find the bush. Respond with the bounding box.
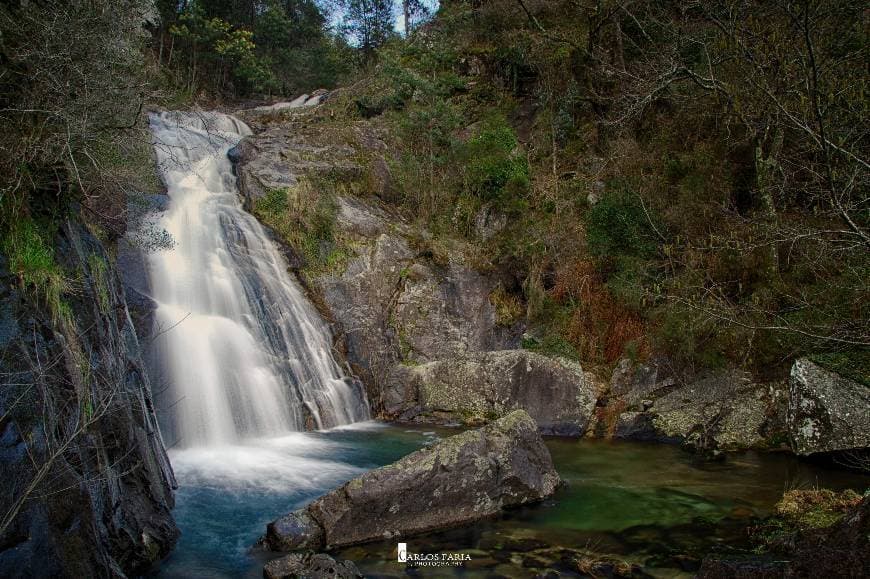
[461,116,530,209]
[586,186,660,259]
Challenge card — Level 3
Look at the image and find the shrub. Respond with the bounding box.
[586,186,660,260]
[461,116,530,209]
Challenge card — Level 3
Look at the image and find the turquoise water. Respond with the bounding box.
[153,423,869,578]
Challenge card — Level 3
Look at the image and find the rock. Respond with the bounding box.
[697,555,788,578]
[473,205,508,240]
[234,116,532,422]
[702,492,870,578]
[0,219,178,577]
[265,410,561,551]
[788,358,870,455]
[610,357,676,409]
[263,552,361,579]
[602,359,788,451]
[390,350,599,435]
[587,180,605,206]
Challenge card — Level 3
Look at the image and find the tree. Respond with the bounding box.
[402,0,430,36]
[341,0,397,60]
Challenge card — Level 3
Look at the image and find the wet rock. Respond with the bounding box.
[788,358,870,455]
[265,410,560,551]
[697,555,788,578]
[0,219,178,577]
[575,554,652,578]
[392,350,599,435]
[263,552,361,579]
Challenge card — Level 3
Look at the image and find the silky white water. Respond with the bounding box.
[147,110,369,447]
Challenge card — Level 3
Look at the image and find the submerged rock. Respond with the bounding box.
[788,358,870,455]
[263,552,361,579]
[264,410,560,551]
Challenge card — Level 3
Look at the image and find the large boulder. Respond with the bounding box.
[263,552,361,579]
[598,359,789,451]
[386,350,599,435]
[264,410,560,551]
[788,358,870,455]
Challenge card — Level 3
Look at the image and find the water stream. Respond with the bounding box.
[148,111,368,447]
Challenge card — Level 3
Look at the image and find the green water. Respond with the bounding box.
[154,422,869,578]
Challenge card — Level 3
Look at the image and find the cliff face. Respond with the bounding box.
[0,218,178,578]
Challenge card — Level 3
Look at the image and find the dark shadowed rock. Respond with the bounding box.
[265,410,560,551]
[700,493,870,578]
[263,552,361,579]
[788,358,870,455]
[697,555,788,578]
[0,219,178,578]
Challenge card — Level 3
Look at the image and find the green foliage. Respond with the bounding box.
[461,116,530,209]
[2,218,69,323]
[586,187,659,260]
[809,351,870,387]
[522,332,581,362]
[169,2,276,93]
[253,183,346,274]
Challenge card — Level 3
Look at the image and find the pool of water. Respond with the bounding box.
[153,422,869,578]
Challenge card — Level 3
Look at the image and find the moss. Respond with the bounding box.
[753,489,864,551]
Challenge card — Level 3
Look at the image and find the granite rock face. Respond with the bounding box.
[788,358,870,455]
[0,220,178,578]
[596,358,789,451]
[387,350,599,435]
[264,410,561,551]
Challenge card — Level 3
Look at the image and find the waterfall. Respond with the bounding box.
[147,110,369,447]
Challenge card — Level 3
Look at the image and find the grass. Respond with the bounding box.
[87,253,111,314]
[490,285,523,327]
[2,217,71,324]
[252,181,348,275]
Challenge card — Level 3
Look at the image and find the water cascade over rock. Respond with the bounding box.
[148,111,368,447]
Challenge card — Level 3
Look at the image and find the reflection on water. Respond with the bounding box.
[154,425,869,578]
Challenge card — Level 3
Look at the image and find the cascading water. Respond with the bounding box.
[147,110,369,448]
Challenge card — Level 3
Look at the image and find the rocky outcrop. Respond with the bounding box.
[597,358,789,451]
[264,552,361,579]
[233,113,607,433]
[788,358,870,455]
[0,219,178,578]
[386,350,598,435]
[264,410,560,551]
